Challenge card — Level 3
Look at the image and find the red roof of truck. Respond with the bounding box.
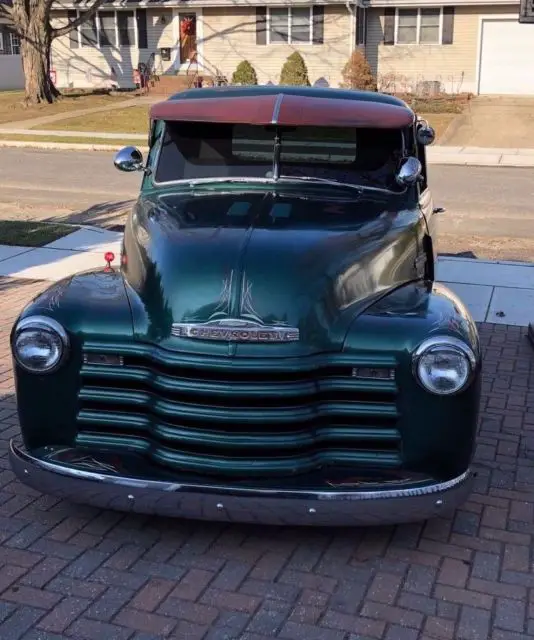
[150,89,414,129]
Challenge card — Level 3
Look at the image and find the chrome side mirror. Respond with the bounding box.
[416,124,436,146]
[114,146,144,172]
[395,156,422,187]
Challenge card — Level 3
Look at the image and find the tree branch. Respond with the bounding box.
[9,0,30,32]
[0,3,13,20]
[51,0,107,39]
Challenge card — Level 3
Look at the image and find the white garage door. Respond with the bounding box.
[479,19,534,95]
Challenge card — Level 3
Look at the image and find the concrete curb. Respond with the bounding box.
[0,128,146,141]
[0,139,150,153]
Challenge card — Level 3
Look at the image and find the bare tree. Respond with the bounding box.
[0,0,107,104]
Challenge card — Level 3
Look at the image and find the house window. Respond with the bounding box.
[10,32,20,55]
[0,29,21,55]
[268,7,312,44]
[71,10,142,48]
[98,11,116,48]
[118,11,135,46]
[396,8,442,45]
[80,15,98,47]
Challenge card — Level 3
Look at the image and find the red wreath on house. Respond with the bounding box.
[180,17,194,37]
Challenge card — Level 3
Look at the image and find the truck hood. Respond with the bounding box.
[123,188,422,356]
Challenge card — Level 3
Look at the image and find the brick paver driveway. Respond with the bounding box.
[0,276,533,640]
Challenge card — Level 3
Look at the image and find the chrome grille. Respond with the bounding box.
[76,341,402,477]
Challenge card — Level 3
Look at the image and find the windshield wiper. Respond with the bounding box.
[184,177,275,186]
[278,176,395,194]
[163,176,396,195]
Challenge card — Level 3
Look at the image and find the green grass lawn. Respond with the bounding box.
[0,221,77,246]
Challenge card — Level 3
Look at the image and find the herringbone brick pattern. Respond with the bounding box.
[0,276,533,639]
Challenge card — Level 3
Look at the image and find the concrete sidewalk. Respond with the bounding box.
[0,227,123,281]
[0,227,533,326]
[437,257,534,325]
[428,145,534,167]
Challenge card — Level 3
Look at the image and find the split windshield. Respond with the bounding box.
[154,121,404,190]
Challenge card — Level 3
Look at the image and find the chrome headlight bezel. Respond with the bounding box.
[412,336,477,396]
[12,316,70,374]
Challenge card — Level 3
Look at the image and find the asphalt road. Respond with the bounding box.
[1,148,533,260]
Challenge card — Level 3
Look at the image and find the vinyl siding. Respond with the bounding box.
[51,9,174,89]
[366,5,518,94]
[0,20,23,90]
[149,10,175,76]
[201,5,352,87]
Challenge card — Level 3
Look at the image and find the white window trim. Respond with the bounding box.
[266,6,313,46]
[394,7,443,46]
[0,32,4,53]
[10,32,20,55]
[76,8,138,49]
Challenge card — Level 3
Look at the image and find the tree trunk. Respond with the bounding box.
[7,0,108,105]
[20,16,59,104]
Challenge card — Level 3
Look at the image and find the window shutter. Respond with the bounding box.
[383,8,395,45]
[256,7,267,45]
[356,6,366,46]
[442,7,454,45]
[68,11,78,49]
[312,6,324,45]
[136,9,148,49]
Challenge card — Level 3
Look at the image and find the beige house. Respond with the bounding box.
[365,1,533,94]
[49,0,533,95]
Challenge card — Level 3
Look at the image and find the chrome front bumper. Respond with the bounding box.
[9,440,474,527]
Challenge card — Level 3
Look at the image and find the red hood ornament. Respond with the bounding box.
[104,252,115,271]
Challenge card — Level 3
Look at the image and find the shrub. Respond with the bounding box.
[279,52,311,86]
[231,60,258,85]
[340,50,377,91]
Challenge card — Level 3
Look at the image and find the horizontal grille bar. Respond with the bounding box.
[79,387,398,423]
[75,431,402,476]
[78,409,402,450]
[81,364,398,400]
[82,341,398,373]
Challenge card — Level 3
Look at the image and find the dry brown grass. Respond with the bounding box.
[0,90,129,125]
[418,113,457,140]
[39,105,150,134]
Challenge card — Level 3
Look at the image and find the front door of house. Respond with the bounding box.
[179,13,197,66]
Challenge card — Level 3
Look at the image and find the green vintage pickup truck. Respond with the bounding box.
[9,86,480,526]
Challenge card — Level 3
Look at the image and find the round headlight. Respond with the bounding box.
[12,316,69,374]
[413,336,476,395]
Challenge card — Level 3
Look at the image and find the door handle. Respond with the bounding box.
[433,207,446,214]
